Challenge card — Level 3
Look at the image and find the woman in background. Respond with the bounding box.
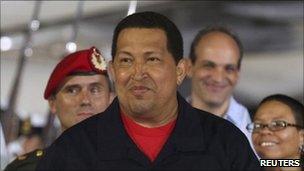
[247,94,303,171]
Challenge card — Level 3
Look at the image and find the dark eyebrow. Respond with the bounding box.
[200,60,216,65]
[225,63,238,67]
[89,82,105,88]
[199,60,238,68]
[56,84,81,94]
[116,51,132,56]
[144,51,162,55]
[204,60,214,64]
[62,84,81,90]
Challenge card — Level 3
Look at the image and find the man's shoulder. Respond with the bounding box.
[69,98,120,132]
[178,94,246,135]
[57,103,120,144]
[227,97,252,123]
[190,105,247,138]
[4,149,45,171]
[228,97,250,114]
[189,104,255,154]
[190,106,228,124]
[65,102,118,134]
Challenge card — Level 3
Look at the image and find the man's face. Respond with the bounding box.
[110,28,186,118]
[189,32,240,107]
[48,74,111,131]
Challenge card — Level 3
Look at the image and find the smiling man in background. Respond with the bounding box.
[187,26,254,150]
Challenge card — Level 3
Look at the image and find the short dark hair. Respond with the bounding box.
[189,26,243,69]
[111,11,183,64]
[258,94,304,129]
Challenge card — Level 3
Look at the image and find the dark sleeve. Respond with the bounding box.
[35,138,67,171]
[4,158,20,171]
[224,123,262,171]
[4,150,40,171]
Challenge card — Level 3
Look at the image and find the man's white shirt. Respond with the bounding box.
[186,96,258,157]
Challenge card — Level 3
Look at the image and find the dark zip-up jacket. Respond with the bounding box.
[36,93,261,171]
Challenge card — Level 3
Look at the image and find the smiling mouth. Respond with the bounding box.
[204,83,226,92]
[130,86,150,96]
[260,141,277,147]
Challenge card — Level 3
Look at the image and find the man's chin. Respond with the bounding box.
[205,97,226,107]
[129,101,154,115]
[128,92,154,101]
[75,115,91,123]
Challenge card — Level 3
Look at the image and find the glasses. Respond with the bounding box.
[246,120,303,133]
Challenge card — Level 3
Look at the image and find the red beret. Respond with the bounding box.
[44,47,107,99]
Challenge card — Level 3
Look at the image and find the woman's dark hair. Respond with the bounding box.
[258,94,304,128]
[258,94,304,161]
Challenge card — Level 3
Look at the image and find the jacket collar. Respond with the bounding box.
[96,97,151,165]
[154,93,206,164]
[96,92,206,166]
[173,93,206,152]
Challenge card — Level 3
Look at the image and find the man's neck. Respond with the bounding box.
[191,94,230,117]
[120,98,179,128]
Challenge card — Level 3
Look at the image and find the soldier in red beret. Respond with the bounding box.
[44,46,113,131]
[5,47,113,171]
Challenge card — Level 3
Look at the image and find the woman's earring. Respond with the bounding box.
[299,144,304,154]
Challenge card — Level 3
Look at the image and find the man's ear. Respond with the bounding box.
[299,130,304,147]
[185,58,193,78]
[176,58,187,86]
[108,60,116,83]
[235,69,240,84]
[48,97,57,114]
[109,92,116,104]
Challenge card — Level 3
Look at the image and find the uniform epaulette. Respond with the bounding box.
[4,149,44,171]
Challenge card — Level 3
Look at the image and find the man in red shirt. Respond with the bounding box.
[36,12,261,170]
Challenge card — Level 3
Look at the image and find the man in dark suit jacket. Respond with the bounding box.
[36,11,261,170]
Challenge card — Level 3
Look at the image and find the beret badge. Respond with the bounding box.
[90,47,107,72]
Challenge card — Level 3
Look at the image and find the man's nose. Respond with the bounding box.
[211,68,225,82]
[131,61,147,81]
[80,90,91,106]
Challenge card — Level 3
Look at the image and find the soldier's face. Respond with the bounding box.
[48,74,112,131]
[110,28,186,119]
